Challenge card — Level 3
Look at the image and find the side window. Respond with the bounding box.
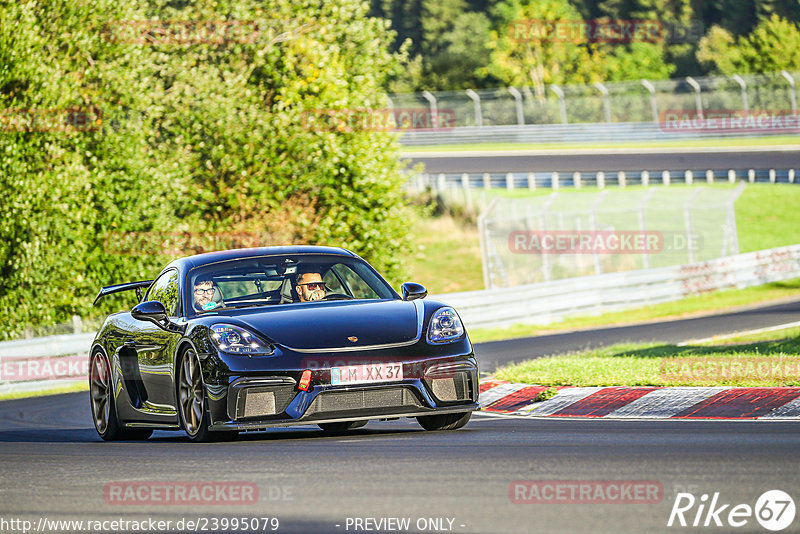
[145,270,180,317]
[331,264,379,299]
[323,269,345,294]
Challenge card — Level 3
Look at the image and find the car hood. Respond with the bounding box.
[236,299,422,351]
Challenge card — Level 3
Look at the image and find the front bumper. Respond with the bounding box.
[205,357,479,431]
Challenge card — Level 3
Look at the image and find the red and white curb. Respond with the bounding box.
[478,380,800,419]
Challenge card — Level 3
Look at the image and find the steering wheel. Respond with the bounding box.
[322,293,354,301]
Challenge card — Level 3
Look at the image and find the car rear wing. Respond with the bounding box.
[93,280,154,306]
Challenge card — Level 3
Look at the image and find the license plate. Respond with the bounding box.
[330,363,403,385]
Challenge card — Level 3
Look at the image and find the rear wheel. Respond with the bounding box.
[318,420,368,433]
[416,411,471,431]
[177,348,237,442]
[89,351,152,441]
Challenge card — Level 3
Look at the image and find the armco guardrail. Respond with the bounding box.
[2,244,800,394]
[0,333,95,395]
[432,244,800,329]
[398,120,800,146]
[413,168,798,192]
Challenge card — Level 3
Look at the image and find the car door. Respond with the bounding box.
[129,269,182,419]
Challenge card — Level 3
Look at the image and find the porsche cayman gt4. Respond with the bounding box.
[89,246,479,441]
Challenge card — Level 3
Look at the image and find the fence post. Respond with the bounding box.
[731,74,749,116]
[72,315,82,334]
[422,90,438,128]
[465,89,483,127]
[594,82,611,123]
[685,170,693,185]
[618,171,626,188]
[589,190,609,275]
[527,172,536,190]
[506,172,515,191]
[728,169,736,183]
[437,173,446,192]
[686,77,703,119]
[642,170,650,187]
[508,87,525,126]
[462,173,472,211]
[552,172,560,190]
[597,171,605,189]
[790,169,796,184]
[770,169,776,183]
[540,193,560,281]
[706,170,714,183]
[483,173,491,189]
[573,171,581,189]
[781,70,797,115]
[641,79,659,123]
[684,188,703,264]
[638,189,655,269]
[550,84,567,124]
[663,170,671,186]
[748,169,755,183]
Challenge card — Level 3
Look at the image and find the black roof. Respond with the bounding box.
[167,245,357,271]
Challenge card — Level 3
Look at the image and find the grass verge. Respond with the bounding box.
[0,382,88,402]
[494,326,800,387]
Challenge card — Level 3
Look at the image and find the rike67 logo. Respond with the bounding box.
[668,490,796,531]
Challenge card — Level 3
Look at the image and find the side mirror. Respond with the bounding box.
[402,282,428,301]
[132,300,168,326]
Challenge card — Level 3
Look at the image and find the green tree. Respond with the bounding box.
[486,0,604,98]
[697,14,800,73]
[0,0,413,338]
[375,0,496,91]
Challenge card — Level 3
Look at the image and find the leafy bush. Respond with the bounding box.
[0,0,411,339]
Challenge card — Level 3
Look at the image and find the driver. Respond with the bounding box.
[193,275,217,311]
[295,268,327,302]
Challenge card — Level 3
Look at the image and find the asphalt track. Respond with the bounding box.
[2,299,800,533]
[405,148,800,174]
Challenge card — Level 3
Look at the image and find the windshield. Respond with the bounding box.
[186,254,396,314]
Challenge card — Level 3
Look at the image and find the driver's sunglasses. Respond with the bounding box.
[194,288,214,296]
[298,282,327,291]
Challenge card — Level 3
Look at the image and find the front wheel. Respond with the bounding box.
[416,411,471,431]
[177,348,236,442]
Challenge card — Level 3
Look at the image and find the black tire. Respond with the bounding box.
[89,350,153,441]
[318,420,368,433]
[177,348,237,443]
[416,411,472,431]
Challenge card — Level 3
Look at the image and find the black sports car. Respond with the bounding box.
[90,246,479,441]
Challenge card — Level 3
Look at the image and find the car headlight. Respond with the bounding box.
[210,324,274,355]
[427,307,465,344]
